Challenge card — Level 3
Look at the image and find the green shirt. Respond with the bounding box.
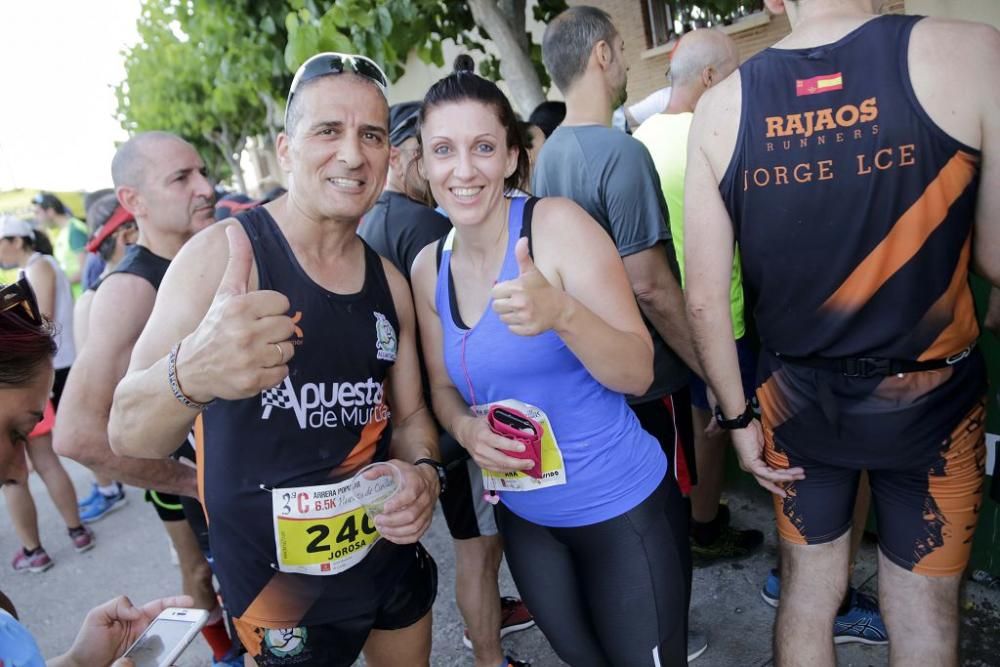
[634,112,746,339]
[54,216,88,297]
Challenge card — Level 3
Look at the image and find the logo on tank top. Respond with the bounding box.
[264,627,307,657]
[374,312,397,361]
[795,72,843,97]
[260,375,390,429]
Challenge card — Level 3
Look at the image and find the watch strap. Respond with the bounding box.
[714,401,755,430]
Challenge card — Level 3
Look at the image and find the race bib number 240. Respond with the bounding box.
[272,480,380,576]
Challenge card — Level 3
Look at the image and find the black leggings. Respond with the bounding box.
[495,474,690,666]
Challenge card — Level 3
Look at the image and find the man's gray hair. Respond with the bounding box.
[542,6,619,93]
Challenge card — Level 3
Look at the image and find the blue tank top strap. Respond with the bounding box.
[437,196,532,331]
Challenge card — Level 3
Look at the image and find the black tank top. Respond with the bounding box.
[198,207,403,625]
[720,15,981,362]
[95,244,170,291]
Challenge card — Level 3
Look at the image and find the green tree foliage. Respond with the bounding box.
[117,0,568,187]
[284,0,568,115]
[117,0,291,189]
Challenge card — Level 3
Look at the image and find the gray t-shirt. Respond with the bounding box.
[358,191,451,279]
[533,124,690,402]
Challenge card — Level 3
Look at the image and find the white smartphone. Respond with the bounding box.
[121,607,209,667]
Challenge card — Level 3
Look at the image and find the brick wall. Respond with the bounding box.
[579,1,905,103]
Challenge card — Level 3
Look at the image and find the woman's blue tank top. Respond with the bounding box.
[436,197,666,527]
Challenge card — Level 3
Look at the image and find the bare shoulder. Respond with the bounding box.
[532,196,589,227]
[380,255,412,308]
[532,197,603,246]
[87,273,157,346]
[692,71,743,177]
[910,17,1000,148]
[409,240,440,311]
[531,197,617,274]
[168,219,251,294]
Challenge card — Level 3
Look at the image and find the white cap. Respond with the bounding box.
[0,216,34,239]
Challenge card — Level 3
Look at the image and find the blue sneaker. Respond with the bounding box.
[760,568,780,607]
[78,483,101,509]
[834,589,888,645]
[761,570,888,645]
[80,484,127,523]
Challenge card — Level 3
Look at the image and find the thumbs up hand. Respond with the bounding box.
[175,225,296,403]
[491,237,567,336]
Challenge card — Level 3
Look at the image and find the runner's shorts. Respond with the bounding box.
[233,542,437,666]
[757,349,987,576]
[145,489,186,522]
[440,433,498,540]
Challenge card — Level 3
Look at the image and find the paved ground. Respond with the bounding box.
[6,457,1000,665]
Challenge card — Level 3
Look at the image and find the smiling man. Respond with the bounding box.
[107,54,443,667]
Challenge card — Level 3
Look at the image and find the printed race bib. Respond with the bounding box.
[272,479,380,576]
[474,399,567,492]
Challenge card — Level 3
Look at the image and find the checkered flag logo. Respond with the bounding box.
[262,376,296,420]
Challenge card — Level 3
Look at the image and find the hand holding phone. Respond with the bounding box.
[122,607,209,667]
[487,406,543,478]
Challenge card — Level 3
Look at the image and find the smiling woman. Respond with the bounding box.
[408,55,691,666]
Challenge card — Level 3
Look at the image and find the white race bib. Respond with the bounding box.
[271,479,380,576]
[474,399,567,492]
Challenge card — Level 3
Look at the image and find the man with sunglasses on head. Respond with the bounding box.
[53,132,239,664]
[109,53,443,667]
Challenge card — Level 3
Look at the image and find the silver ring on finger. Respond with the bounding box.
[272,342,285,366]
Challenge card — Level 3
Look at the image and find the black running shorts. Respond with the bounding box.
[758,350,987,576]
[439,432,498,540]
[234,543,437,666]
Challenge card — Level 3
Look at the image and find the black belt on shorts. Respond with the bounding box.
[773,344,975,378]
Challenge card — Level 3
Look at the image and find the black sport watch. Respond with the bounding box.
[714,401,755,430]
[414,458,447,495]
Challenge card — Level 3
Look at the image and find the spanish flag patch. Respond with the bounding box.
[796,72,844,96]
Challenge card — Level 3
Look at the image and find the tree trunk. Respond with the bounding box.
[205,127,248,194]
[467,0,545,116]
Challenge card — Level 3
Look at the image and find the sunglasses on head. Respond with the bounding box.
[285,52,389,126]
[0,277,41,327]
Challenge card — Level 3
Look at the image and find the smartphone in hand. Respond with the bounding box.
[122,607,209,667]
[488,405,543,478]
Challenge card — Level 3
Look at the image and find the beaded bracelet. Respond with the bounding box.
[167,341,211,410]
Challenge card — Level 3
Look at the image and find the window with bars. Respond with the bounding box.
[641,1,764,49]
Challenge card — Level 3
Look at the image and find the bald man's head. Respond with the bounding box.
[669,29,739,90]
[111,131,191,190]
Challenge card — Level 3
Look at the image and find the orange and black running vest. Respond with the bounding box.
[197,207,402,626]
[720,15,980,363]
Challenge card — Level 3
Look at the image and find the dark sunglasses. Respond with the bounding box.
[285,52,389,126]
[0,277,42,327]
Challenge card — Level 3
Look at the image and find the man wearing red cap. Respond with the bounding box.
[72,193,138,523]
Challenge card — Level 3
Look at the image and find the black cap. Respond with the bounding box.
[389,101,421,147]
[32,192,64,211]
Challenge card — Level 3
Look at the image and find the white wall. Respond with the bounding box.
[905,0,1000,27]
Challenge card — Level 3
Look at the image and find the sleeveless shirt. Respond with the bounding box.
[436,197,666,528]
[198,207,405,626]
[721,15,980,362]
[24,253,75,370]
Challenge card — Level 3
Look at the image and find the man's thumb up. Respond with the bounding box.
[216,225,252,298]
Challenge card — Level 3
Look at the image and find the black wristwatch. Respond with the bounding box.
[714,401,755,430]
[414,458,447,495]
